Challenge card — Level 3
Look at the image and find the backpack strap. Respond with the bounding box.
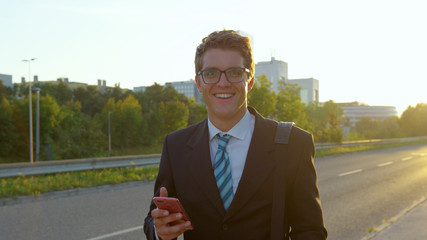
[275,122,294,144]
[271,121,294,240]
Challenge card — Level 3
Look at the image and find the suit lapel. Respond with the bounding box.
[186,119,225,216]
[225,111,277,220]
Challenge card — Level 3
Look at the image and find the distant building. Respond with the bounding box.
[15,77,116,93]
[0,73,13,88]
[165,79,202,104]
[339,101,398,127]
[255,57,288,92]
[133,86,147,93]
[255,58,319,105]
[288,78,319,105]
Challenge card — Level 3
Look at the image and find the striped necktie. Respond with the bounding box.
[214,134,233,211]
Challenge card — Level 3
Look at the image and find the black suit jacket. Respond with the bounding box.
[144,107,327,240]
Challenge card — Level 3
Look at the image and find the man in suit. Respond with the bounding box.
[144,30,327,240]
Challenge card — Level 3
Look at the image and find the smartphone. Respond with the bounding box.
[153,197,192,226]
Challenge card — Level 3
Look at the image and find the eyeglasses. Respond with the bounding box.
[198,67,250,84]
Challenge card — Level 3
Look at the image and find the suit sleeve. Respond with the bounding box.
[288,133,327,240]
[143,135,178,240]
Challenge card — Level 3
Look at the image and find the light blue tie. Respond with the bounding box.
[214,134,233,211]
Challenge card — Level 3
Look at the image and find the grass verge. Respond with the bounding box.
[0,166,158,199]
[1,140,426,200]
[315,139,427,158]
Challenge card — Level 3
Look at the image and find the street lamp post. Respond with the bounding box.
[22,58,37,164]
[108,112,112,155]
[33,88,41,162]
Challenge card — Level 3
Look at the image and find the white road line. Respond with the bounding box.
[412,153,427,157]
[338,169,362,177]
[86,226,143,240]
[378,161,393,167]
[402,156,413,161]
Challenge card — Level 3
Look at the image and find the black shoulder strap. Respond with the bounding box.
[271,121,294,240]
[275,122,294,144]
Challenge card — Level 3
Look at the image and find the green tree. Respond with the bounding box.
[11,95,62,161]
[38,94,62,148]
[248,74,277,119]
[187,97,207,126]
[0,98,19,159]
[378,116,401,138]
[305,100,344,143]
[400,103,427,136]
[159,101,189,137]
[100,95,144,149]
[73,86,106,117]
[103,85,132,102]
[0,81,13,101]
[39,79,73,106]
[54,101,105,159]
[276,80,310,129]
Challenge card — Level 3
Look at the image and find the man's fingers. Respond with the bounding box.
[157,220,192,239]
[160,187,168,197]
[151,208,169,218]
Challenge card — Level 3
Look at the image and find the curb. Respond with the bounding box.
[0,180,151,206]
[361,196,427,240]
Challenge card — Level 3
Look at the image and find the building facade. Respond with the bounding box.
[340,102,398,127]
[288,78,319,105]
[0,73,13,88]
[254,58,319,105]
[165,79,202,104]
[255,57,288,93]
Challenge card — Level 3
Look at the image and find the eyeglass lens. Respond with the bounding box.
[202,68,245,83]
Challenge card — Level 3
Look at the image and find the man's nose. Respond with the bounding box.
[217,72,231,86]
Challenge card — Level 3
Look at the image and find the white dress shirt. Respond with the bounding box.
[208,109,255,194]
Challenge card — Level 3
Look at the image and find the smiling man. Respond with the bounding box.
[144,30,327,240]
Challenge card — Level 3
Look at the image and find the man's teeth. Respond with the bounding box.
[215,94,233,99]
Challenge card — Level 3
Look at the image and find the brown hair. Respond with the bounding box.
[194,30,254,79]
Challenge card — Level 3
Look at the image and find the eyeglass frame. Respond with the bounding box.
[197,67,251,84]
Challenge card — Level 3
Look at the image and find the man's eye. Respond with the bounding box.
[204,71,218,78]
[228,69,243,77]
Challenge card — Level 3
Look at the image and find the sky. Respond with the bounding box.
[1,0,426,115]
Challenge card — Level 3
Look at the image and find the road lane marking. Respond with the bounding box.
[412,153,427,157]
[86,225,143,240]
[402,156,413,161]
[378,161,393,167]
[338,169,362,177]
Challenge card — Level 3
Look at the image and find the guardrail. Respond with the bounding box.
[315,136,427,149]
[1,136,426,178]
[0,154,161,179]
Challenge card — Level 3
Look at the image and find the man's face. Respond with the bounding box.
[196,48,254,126]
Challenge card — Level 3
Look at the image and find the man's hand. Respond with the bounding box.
[151,187,193,240]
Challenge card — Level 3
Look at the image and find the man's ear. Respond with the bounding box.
[195,76,202,92]
[247,77,255,92]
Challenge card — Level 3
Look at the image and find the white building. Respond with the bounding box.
[0,73,13,88]
[254,58,319,105]
[288,78,319,105]
[133,86,147,92]
[165,79,202,103]
[340,102,398,127]
[255,57,288,92]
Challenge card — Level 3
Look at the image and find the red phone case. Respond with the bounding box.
[153,197,191,222]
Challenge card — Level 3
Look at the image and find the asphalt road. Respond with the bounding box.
[1,144,426,240]
[318,144,427,239]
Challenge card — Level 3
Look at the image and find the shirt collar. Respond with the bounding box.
[208,109,252,141]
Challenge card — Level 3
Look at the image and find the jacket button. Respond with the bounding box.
[222,224,228,230]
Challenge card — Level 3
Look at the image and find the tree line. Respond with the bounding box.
[248,75,427,142]
[0,79,206,163]
[1,76,426,163]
